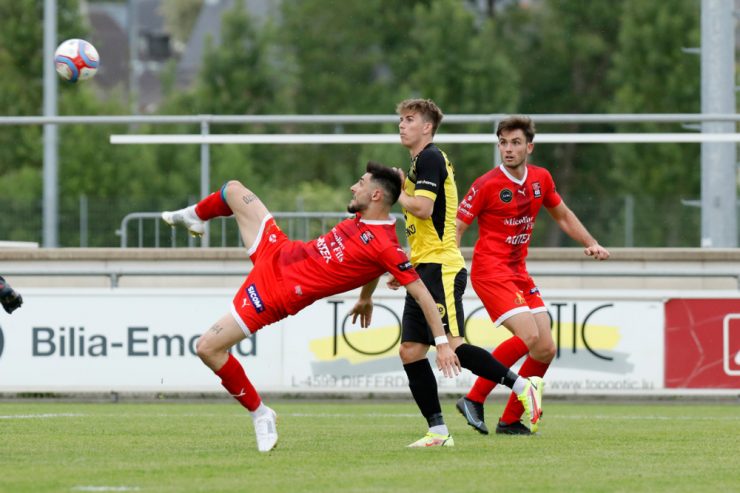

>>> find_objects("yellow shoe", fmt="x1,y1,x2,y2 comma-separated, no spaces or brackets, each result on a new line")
407,432,454,448
517,377,544,433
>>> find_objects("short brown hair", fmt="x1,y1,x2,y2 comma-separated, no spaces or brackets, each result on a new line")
497,115,535,143
395,98,444,135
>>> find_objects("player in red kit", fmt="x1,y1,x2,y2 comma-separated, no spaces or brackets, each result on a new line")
456,115,610,435
161,162,462,453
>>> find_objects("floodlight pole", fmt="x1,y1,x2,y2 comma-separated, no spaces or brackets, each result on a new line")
200,120,210,247
43,0,59,247
700,0,737,247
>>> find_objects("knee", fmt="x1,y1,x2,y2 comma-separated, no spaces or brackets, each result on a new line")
532,338,556,363
222,180,244,199
519,331,540,350
399,342,426,364
195,335,219,364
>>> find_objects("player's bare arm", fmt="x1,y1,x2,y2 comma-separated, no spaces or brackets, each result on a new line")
350,278,380,328
547,202,610,260
394,167,435,219
386,275,401,290
455,218,470,247
399,193,434,220
404,279,462,378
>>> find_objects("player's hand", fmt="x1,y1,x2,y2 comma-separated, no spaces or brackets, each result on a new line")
435,343,461,378
386,275,401,291
0,276,22,314
584,243,610,261
350,298,374,328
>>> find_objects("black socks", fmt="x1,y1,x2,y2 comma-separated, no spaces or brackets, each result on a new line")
403,359,444,427
455,343,519,390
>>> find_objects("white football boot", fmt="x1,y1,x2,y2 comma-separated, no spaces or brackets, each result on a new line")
252,406,278,452
161,205,205,237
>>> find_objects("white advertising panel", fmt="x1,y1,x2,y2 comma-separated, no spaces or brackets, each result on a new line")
0,288,664,395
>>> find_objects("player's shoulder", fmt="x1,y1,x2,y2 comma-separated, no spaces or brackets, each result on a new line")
472,166,503,188
417,143,445,165
359,220,400,247
526,163,554,179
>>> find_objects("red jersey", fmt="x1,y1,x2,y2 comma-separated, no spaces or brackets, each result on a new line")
457,164,561,280
278,214,419,314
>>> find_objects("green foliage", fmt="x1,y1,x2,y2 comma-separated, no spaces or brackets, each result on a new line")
491,1,625,246
0,0,716,246
160,0,203,46
607,0,701,246
0,0,87,183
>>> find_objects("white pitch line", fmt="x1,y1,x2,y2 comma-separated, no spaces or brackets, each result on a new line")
285,413,740,421
556,415,740,421
0,413,85,420
285,412,420,418
3,412,734,422
71,487,141,492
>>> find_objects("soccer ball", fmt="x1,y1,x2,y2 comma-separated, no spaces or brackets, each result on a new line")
54,39,99,83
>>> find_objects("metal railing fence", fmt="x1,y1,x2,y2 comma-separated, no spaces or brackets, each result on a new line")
1,113,738,247
118,211,407,248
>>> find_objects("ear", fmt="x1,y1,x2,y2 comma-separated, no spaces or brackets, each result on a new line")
423,120,434,135
526,142,534,155
371,187,384,202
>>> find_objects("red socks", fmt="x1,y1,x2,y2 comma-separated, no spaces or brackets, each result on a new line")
500,356,550,424
194,186,233,220
215,353,261,411
466,336,529,403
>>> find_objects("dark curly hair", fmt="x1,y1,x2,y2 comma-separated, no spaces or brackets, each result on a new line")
366,161,402,205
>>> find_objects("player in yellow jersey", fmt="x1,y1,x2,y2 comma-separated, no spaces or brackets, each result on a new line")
388,99,543,447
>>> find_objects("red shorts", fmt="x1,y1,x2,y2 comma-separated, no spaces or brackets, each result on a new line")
470,275,546,326
231,216,291,334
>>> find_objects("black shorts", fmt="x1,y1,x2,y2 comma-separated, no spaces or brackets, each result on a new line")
401,263,467,345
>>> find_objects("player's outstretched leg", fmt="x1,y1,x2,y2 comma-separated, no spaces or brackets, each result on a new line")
197,313,277,452
456,396,488,435
516,376,544,433
162,184,235,237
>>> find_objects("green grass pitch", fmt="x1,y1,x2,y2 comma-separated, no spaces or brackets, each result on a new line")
1,399,737,492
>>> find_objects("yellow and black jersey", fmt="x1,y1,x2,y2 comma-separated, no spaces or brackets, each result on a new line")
403,143,465,268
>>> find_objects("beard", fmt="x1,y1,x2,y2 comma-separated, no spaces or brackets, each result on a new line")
347,202,364,214
347,197,368,214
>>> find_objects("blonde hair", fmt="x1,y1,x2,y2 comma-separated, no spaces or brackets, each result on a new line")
395,98,444,135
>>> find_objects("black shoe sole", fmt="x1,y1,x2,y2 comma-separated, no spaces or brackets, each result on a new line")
455,399,489,435
495,423,532,435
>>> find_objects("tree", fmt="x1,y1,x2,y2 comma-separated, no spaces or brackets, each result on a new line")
160,0,203,49
492,0,624,246
607,0,701,246
393,0,520,194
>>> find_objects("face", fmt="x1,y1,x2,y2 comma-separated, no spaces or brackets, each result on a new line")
348,172,379,213
398,110,432,150
498,128,534,170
